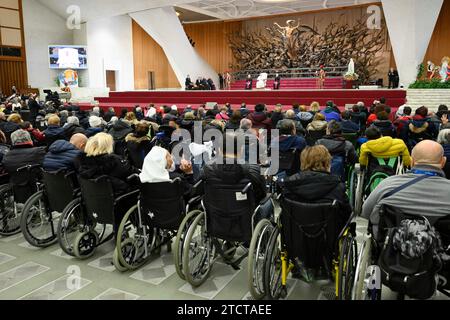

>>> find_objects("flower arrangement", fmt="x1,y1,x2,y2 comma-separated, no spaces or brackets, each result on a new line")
344,71,359,81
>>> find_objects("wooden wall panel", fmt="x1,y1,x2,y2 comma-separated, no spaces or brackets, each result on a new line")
183,21,242,73
424,0,450,65
132,21,180,89
0,60,27,95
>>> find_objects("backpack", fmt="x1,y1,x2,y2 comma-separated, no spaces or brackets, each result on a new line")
366,157,398,193
378,218,443,299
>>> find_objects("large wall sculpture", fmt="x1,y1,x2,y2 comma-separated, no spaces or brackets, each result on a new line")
228,16,387,83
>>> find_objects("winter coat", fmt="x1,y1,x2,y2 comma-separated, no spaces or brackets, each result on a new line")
349,111,366,129
372,120,396,137
443,144,450,179
283,171,351,223
43,140,82,172
321,107,341,122
247,112,272,130
63,123,85,140
317,135,357,164
125,133,153,169
270,111,284,128
2,145,46,185
273,135,307,153
44,125,65,147
201,162,267,203
108,119,133,141
341,120,360,134
85,127,103,138
307,120,327,132
78,153,138,195
359,136,411,167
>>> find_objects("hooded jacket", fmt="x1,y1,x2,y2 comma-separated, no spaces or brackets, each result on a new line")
247,112,272,130
140,146,171,183
359,136,411,167
125,133,152,169
43,140,82,172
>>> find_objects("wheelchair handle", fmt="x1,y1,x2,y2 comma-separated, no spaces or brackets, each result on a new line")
241,182,252,194
193,179,203,189
127,173,140,182
17,164,42,172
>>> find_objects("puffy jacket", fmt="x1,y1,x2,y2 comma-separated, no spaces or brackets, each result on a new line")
341,120,360,134
108,119,133,141
359,136,411,167
44,125,65,147
2,145,46,185
274,135,307,153
307,120,327,132
43,140,82,172
78,153,138,195
247,112,272,130
321,107,341,122
372,120,396,137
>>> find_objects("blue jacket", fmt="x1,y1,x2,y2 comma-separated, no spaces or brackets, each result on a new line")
44,125,65,138
43,140,82,172
85,127,103,137
321,107,341,122
341,120,360,133
274,135,307,152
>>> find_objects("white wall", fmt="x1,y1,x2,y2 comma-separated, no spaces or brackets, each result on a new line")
382,0,444,87
86,15,135,91
73,23,89,87
22,0,73,88
130,7,218,90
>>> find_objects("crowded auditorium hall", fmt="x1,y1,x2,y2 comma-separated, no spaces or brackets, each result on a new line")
0,0,450,308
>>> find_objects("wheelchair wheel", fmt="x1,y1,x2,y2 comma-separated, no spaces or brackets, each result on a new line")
352,235,378,300
57,198,86,256
348,169,357,211
112,247,128,272
174,209,203,280
20,191,58,247
182,212,215,287
354,172,364,216
264,227,284,300
0,184,21,236
73,229,99,260
116,204,154,270
337,234,358,300
248,219,275,300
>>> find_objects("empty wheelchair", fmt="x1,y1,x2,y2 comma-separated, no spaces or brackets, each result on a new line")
353,205,450,300
114,177,202,272
0,164,42,236
254,197,357,300
57,175,138,259
351,155,404,215
20,169,79,247
180,179,274,288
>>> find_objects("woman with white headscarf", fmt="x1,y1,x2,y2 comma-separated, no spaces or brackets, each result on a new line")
140,146,195,196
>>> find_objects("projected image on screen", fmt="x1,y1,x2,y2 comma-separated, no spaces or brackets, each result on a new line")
49,45,88,69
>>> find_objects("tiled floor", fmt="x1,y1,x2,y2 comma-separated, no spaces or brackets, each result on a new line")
0,216,447,300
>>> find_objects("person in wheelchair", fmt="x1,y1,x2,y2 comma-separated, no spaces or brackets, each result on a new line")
362,140,450,239
317,121,357,181
140,146,196,199
201,131,267,204
359,127,411,174
2,129,45,174
78,132,139,196
43,133,87,172
282,145,352,281
271,119,307,178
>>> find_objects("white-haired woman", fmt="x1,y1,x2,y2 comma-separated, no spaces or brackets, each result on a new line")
78,132,138,195
140,146,195,197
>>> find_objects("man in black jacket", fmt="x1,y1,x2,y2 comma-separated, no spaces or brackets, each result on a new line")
201,132,267,203
43,133,87,172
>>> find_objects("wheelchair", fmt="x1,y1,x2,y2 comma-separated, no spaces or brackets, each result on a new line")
265,148,301,199
351,155,404,216
20,169,79,247
56,175,139,260
0,164,42,236
179,179,274,289
114,177,202,273
352,205,450,300
252,196,357,300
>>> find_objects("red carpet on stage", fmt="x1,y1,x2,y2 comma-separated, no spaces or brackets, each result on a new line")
230,77,343,90
82,89,407,113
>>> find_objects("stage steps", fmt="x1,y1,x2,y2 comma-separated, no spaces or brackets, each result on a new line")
229,77,343,90
406,89,450,112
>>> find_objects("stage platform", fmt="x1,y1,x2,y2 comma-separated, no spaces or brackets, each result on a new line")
79,89,407,113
